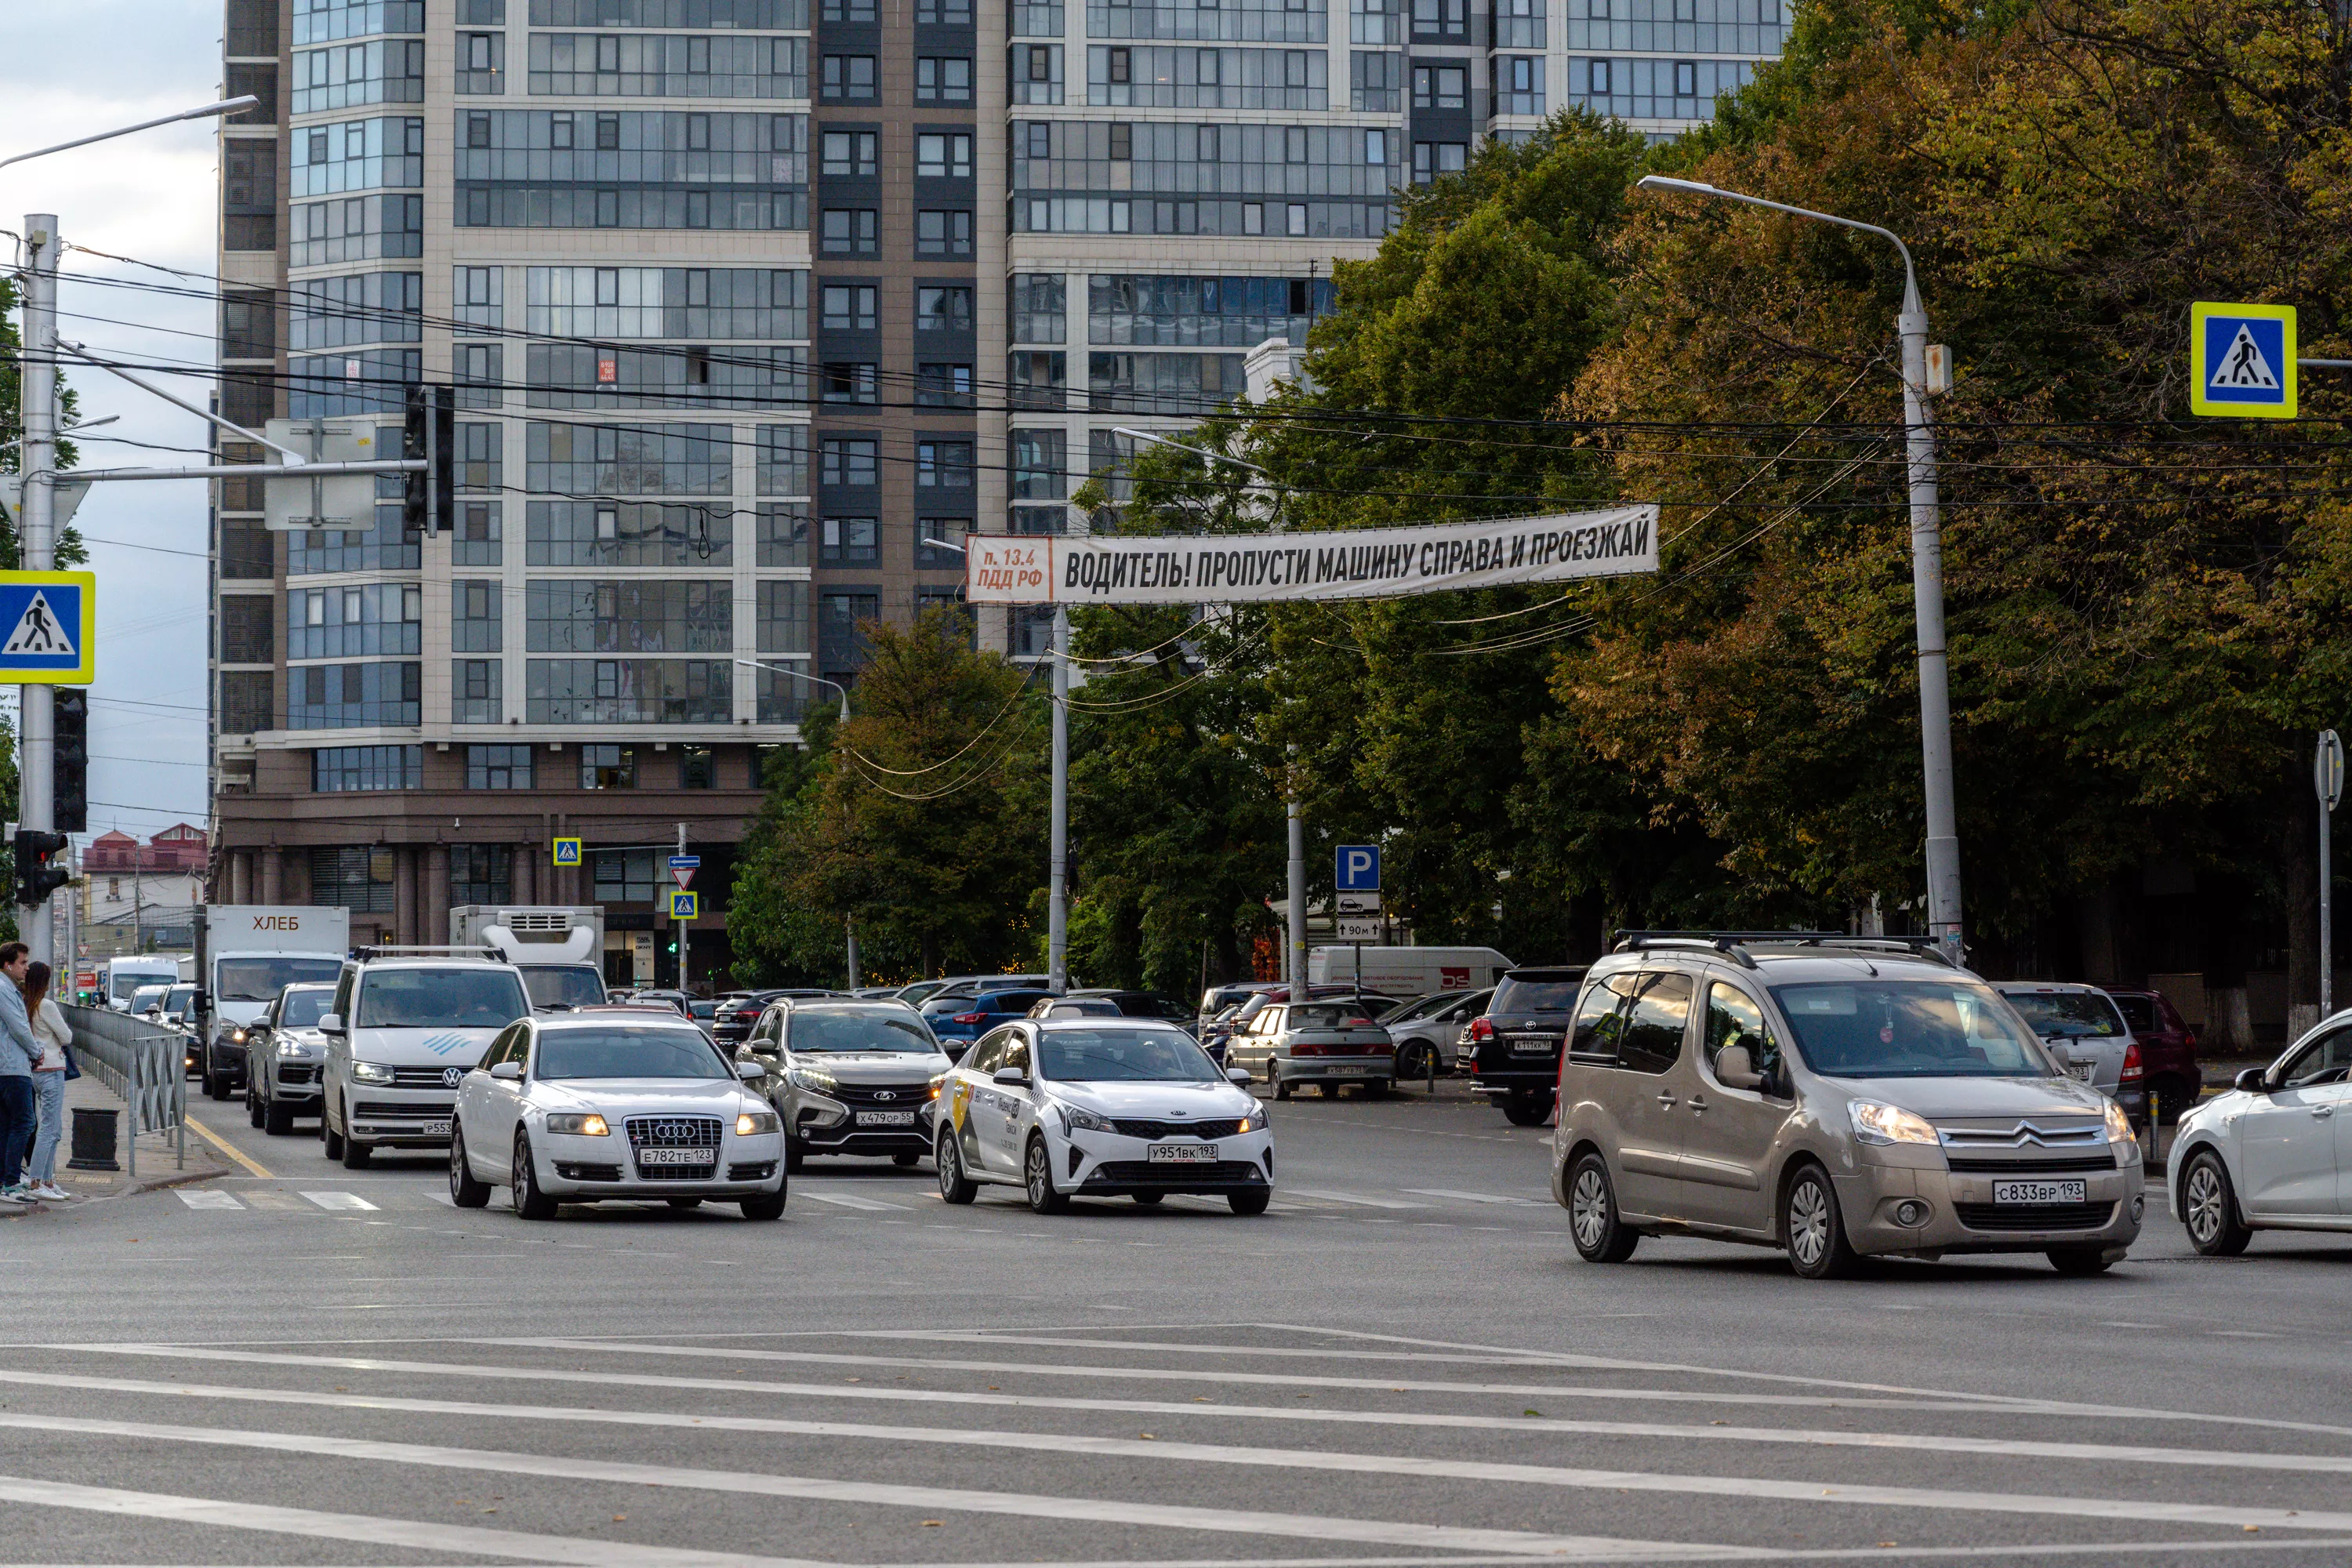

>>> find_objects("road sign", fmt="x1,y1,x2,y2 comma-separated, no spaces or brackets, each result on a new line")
668,890,699,921
551,837,582,867
669,853,701,889
0,572,94,683
1337,918,1383,941
2321,731,2344,812
0,475,90,530
2190,303,2297,418
1336,891,1381,915
1335,844,1381,891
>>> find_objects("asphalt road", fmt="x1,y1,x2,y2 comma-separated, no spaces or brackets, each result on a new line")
9,1080,2352,1566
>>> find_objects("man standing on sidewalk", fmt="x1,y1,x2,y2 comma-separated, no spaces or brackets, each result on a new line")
0,942,36,1203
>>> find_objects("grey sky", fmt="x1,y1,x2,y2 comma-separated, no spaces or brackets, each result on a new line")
4,1,227,843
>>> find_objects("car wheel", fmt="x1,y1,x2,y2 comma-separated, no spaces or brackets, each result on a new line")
667,1197,704,1210
1395,1041,1430,1080
892,1151,920,1167
740,1190,786,1221
1502,1092,1552,1127
1567,1151,1639,1263
246,1089,264,1129
321,1098,344,1160
204,1069,225,1101
1229,1188,1271,1216
340,1131,371,1169
2181,1149,2252,1256
1783,1163,1860,1279
512,1130,558,1221
2047,1246,2117,1276
1273,1070,1293,1101
1132,1192,1165,1206
1024,1134,1069,1214
935,1126,978,1205
263,1099,295,1137
448,1123,492,1209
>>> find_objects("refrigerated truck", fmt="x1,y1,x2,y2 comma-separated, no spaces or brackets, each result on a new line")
449,906,608,1011
195,906,353,1098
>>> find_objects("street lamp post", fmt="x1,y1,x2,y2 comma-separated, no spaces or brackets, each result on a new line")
732,657,851,725
1636,176,1963,962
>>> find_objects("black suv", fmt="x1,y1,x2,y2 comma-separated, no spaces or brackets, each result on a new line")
1458,966,1589,1125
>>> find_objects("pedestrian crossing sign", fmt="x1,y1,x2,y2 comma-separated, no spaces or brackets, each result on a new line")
2190,302,2297,418
668,890,699,920
551,837,582,867
0,571,94,682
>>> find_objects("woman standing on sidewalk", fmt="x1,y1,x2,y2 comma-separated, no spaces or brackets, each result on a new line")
24,962,73,1203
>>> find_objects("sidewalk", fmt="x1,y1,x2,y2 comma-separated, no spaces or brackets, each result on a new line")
9,1069,233,1210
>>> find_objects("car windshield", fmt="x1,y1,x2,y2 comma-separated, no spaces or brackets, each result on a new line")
132,986,166,1010
2005,990,2126,1040
521,965,608,1010
1288,1004,1375,1030
165,986,196,1014
787,1010,941,1054
279,990,333,1029
356,968,529,1029
2112,995,2158,1033
1492,978,1580,1013
1038,1028,1221,1082
216,957,344,1002
1771,981,2050,1078
535,1026,728,1080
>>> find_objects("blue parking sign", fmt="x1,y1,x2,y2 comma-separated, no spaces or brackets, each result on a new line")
1335,844,1381,891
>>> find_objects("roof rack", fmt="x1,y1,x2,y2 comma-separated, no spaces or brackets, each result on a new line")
1610,931,1958,970
354,943,501,962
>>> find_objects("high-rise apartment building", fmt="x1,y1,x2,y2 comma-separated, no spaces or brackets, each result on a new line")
212,0,1780,983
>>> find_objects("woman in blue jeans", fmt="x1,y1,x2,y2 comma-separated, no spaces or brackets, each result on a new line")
23,962,72,1202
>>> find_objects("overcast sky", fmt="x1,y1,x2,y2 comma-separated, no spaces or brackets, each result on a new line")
4,1,223,844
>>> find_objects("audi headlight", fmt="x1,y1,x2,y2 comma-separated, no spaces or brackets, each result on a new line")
1240,1102,1269,1131
1058,1102,1115,1134
350,1061,394,1084
2103,1100,2136,1145
545,1113,610,1137
736,1110,779,1135
787,1068,839,1094
1848,1101,1938,1146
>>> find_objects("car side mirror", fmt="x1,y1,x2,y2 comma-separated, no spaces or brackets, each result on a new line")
2236,1066,2270,1094
1227,1068,1253,1086
736,1060,768,1080
992,1065,1029,1087
319,1014,345,1036
1715,1043,1763,1091
488,1061,522,1081
2047,1043,2074,1072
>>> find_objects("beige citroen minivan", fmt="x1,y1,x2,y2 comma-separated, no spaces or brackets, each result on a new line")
1550,933,2144,1278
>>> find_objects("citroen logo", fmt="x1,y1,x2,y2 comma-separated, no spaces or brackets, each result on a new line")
873,1091,896,1102
442,1066,464,1088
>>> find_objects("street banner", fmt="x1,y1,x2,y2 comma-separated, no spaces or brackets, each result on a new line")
963,505,1660,605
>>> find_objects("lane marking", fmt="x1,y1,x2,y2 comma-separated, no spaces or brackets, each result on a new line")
1401,1188,1544,1206
0,1475,826,1566
300,1191,379,1212
182,1116,272,1178
1283,1189,1432,1209
174,1190,244,1210
0,1410,1758,1561
803,1192,913,1211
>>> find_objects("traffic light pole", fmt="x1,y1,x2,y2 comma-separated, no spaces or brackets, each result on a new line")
20,216,60,967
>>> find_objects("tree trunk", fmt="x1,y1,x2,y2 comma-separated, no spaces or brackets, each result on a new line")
2288,757,2320,1041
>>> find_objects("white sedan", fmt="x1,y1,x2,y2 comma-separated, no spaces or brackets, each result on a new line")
2172,1011,2352,1254
449,1010,786,1220
935,1018,1272,1214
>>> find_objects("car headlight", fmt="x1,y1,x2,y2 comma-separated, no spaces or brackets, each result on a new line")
929,1074,946,1101
737,1110,779,1135
230,1029,248,1044
544,1113,610,1136
787,1068,839,1094
275,1040,310,1058
1849,1101,1939,1145
350,1061,394,1084
2103,1100,2136,1145
1240,1102,1269,1131
1058,1102,1115,1134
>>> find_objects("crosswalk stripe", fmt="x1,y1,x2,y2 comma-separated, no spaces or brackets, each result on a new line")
174,1190,243,1210
0,1410,1759,1560
299,1191,379,1211
801,1191,911,1210
0,1474,828,1566
1401,1187,1544,1205
1283,1189,1431,1208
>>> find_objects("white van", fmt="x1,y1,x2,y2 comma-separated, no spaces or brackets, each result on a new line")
1306,946,1515,999
101,956,181,1011
320,951,533,1167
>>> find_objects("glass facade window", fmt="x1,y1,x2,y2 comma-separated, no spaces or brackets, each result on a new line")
916,132,974,178
525,342,807,409
917,285,974,332
581,743,638,787
1087,45,1325,108
293,116,425,195
1011,429,1065,499
916,362,975,406
1008,350,1065,408
681,745,717,788
822,361,879,404
1412,140,1467,182
223,670,275,735
455,264,504,329
455,500,504,566
916,440,975,488
292,38,427,113
1088,274,1333,346
820,437,878,488
822,207,879,253
820,130,877,176
528,33,808,97
823,283,877,330
1350,49,1403,109
289,271,423,350
593,846,664,902
309,847,397,913
920,0,975,18
466,742,534,789
222,293,277,361
527,421,733,495
452,844,514,906
289,347,422,418
528,499,735,565
294,0,425,44
313,744,422,792
819,593,879,674
1560,0,1784,53
1494,0,1545,45
1091,0,1325,38
459,29,507,93
454,579,503,652
525,580,732,653
288,661,422,728
1494,53,1544,113
821,53,877,99
915,57,973,102
821,517,879,564
531,0,808,24
1088,350,1246,413
222,596,277,664
916,516,969,568
758,580,813,652
290,193,424,267
456,110,809,230
289,508,420,575
1413,62,1466,105
916,208,973,255
758,423,811,495
525,266,807,339
528,659,734,723
289,582,423,659
1012,42,1065,104
1011,0,1063,29
1411,0,1468,32
455,657,505,722
1565,54,1755,114
223,141,278,252
1011,274,1065,343
757,505,811,564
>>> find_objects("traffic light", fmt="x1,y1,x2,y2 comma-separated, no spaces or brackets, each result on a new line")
401,383,455,533
13,828,68,908
52,688,86,835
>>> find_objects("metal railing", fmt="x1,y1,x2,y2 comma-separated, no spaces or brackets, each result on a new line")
63,1004,186,1178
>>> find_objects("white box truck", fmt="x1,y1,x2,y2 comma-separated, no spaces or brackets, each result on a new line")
196,906,353,1099
100,955,182,1011
1307,945,1515,999
450,905,608,1011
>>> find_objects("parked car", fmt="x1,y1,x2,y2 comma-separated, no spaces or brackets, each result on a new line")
1992,982,2149,1145
1461,967,1590,1124
2172,1008,2352,1255
2107,987,2202,1123
1069,989,1197,1030
1556,932,2143,1278
924,989,1057,1051
1225,998,1396,1099
629,989,693,1017
713,988,841,1047
1205,985,1400,1065
243,982,337,1135
1030,996,1121,1018
1381,989,1490,1080
735,997,951,1171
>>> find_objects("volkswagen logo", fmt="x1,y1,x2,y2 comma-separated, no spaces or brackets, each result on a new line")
655,1121,695,1142
441,1066,463,1088
873,1091,896,1102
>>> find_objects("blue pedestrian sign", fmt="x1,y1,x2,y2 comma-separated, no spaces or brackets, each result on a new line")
1335,844,1381,891
2190,302,2296,419
668,890,699,920
550,837,582,867
0,571,94,683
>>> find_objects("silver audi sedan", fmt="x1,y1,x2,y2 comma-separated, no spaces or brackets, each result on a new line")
449,1010,786,1220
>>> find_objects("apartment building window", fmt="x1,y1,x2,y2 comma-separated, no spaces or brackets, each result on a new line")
916,132,973,178
593,848,661,906
310,848,397,913
525,580,731,655
454,264,502,329
1351,0,1405,42
820,593,880,676
1286,202,1308,235
1012,274,1065,343
916,363,976,406
582,744,637,789
452,580,502,653
1366,128,1390,164
822,54,877,100
458,31,505,92
821,130,877,176
681,746,717,789
820,437,880,489
822,362,880,403
1495,0,1546,45
1412,0,1468,32
1014,42,1064,103
288,662,422,729
757,425,810,495
456,501,503,566
312,745,421,793
916,209,973,256
532,662,731,724
289,271,422,350
822,284,878,331
454,342,503,409
1497,54,1544,112
1009,350,1066,408
920,0,975,18
454,658,503,723
1011,429,1065,499
916,517,970,568
822,517,880,564
222,596,275,664
1675,58,1697,96
757,506,811,566
463,743,530,790
918,441,975,488
917,285,974,332
1413,141,1468,182
822,208,879,254
222,671,274,735
1011,0,1062,29
451,844,513,906
1351,50,1403,110
527,421,732,495
757,580,813,653
1414,63,1467,106
916,57,973,102
288,583,423,659
823,0,878,16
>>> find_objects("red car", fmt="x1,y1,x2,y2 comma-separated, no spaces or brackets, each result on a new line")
2106,988,2202,1123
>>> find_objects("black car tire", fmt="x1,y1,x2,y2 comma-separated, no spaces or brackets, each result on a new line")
740,1191,786,1220
1132,1191,1164,1206
1566,1151,1639,1263
1395,1041,1431,1080
1229,1188,1271,1216
668,1197,704,1210
2047,1246,2116,1276
448,1123,492,1208
1502,1092,1552,1127
936,1126,978,1204
340,1131,371,1169
2181,1149,2253,1256
247,1089,265,1129
1024,1134,1069,1214
204,1067,227,1101
1782,1163,1860,1279
321,1103,345,1160
1272,1070,1293,1101
264,1098,296,1137
512,1130,558,1220
892,1151,920,1167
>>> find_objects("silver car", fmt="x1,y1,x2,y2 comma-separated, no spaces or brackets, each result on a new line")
2171,1009,2352,1255
735,998,951,1171
243,982,336,1135
1381,989,1490,1080
450,1011,786,1220
1225,998,1396,1100
1554,935,2143,1279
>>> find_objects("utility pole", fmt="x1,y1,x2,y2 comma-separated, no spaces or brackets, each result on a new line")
2321,731,2343,1018
1287,790,1305,987
1047,604,1069,993
18,216,58,969
675,821,688,996
845,916,860,990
